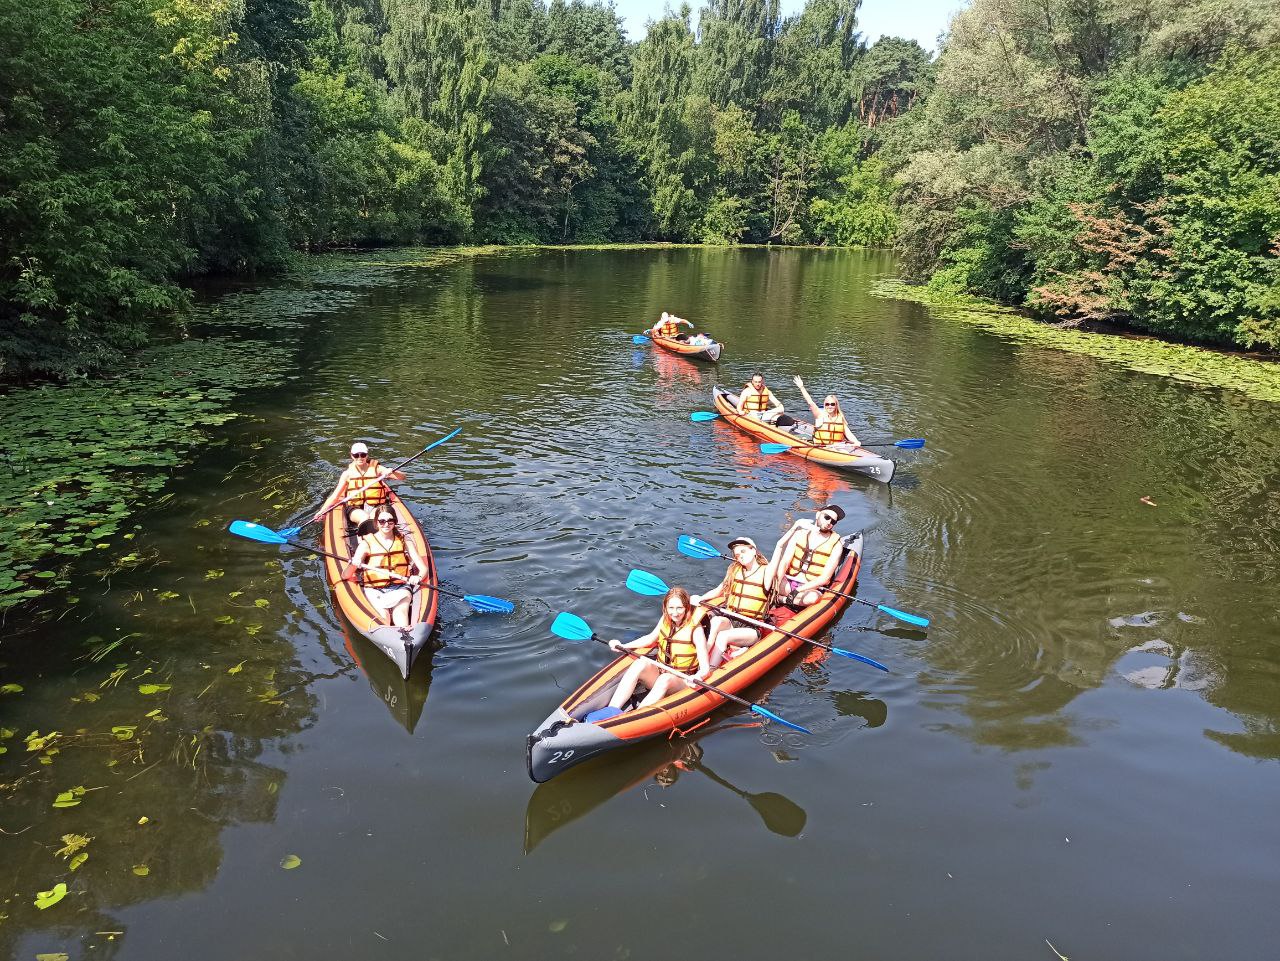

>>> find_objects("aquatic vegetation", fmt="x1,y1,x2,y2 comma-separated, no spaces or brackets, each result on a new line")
874,280,1280,403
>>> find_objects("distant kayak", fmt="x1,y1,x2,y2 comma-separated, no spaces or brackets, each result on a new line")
651,332,723,363
320,488,439,678
526,532,864,782
711,386,895,483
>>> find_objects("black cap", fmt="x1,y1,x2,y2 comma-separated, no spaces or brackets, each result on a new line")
818,504,845,522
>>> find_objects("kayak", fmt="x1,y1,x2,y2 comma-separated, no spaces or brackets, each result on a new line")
652,332,723,363
321,488,439,678
526,532,864,782
711,385,895,484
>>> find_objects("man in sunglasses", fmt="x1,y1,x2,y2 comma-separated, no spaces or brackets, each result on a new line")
312,442,407,530
792,376,860,447
764,504,846,611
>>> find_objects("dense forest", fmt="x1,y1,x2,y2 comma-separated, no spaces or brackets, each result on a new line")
2,0,1277,380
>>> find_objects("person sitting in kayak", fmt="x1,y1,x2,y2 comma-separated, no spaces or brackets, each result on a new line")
314,442,408,530
736,373,785,423
693,536,772,666
792,376,860,447
343,509,426,628
606,587,711,711
765,505,845,610
648,311,692,340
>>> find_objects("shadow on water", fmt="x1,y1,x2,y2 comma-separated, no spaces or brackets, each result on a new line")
523,719,808,854
341,621,439,733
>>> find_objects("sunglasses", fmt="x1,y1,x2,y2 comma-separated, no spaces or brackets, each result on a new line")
352,452,369,459
818,513,838,523
823,402,838,408
377,517,396,524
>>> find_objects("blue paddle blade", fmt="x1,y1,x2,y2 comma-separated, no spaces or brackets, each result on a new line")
750,704,811,734
829,646,891,672
464,594,515,614
895,438,926,449
626,569,669,596
689,411,720,422
759,442,793,455
228,520,290,544
878,604,929,627
277,526,303,538
677,535,724,560
550,611,594,642
632,334,651,345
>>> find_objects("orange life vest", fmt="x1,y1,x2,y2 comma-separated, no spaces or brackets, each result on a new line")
654,317,681,338
742,385,774,413
343,459,387,508
813,412,847,446
724,564,770,618
360,532,411,588
785,530,841,581
653,615,701,672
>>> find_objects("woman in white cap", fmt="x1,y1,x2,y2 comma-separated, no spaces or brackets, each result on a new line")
765,504,846,609
313,442,407,530
693,535,773,666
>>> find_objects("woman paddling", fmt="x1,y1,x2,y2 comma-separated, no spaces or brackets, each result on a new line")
793,376,860,447
342,509,427,628
314,441,408,529
606,587,711,711
693,536,772,666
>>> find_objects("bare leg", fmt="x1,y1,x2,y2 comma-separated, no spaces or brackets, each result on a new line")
638,673,690,707
609,660,659,710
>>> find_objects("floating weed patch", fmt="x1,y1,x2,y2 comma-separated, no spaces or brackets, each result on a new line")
0,338,289,611
874,280,1280,403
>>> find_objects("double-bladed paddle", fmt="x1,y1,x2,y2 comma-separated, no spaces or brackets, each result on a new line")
279,427,463,537
548,612,811,734
632,334,652,345
228,520,514,613
675,535,930,628
625,569,890,671
758,438,925,454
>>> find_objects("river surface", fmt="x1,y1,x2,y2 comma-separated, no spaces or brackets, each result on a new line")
3,247,1279,960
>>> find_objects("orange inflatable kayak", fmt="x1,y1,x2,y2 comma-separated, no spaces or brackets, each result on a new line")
712,386,895,483
526,533,864,782
651,332,723,363
321,488,439,678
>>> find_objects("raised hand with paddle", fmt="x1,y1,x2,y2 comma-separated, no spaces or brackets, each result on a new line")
228,520,513,614
549,611,812,734
283,427,462,537
677,534,929,628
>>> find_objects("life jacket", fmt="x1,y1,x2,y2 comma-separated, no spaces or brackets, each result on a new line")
654,317,681,338
813,412,847,446
360,532,410,588
654,615,701,672
742,384,774,413
343,459,387,508
724,564,770,618
785,530,841,581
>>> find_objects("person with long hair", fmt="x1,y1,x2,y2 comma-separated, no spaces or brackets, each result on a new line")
693,536,772,665
342,508,427,628
606,587,710,711
793,376,861,447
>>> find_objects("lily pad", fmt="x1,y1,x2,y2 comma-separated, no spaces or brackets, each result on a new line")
1,683,23,694
138,683,171,695
132,864,150,876
280,854,302,870
34,883,68,910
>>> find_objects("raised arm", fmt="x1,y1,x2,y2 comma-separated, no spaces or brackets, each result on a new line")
793,376,821,420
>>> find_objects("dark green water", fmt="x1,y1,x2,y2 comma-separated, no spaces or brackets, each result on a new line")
3,248,1279,960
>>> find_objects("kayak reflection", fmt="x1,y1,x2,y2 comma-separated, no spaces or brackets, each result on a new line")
342,618,438,733
523,722,807,853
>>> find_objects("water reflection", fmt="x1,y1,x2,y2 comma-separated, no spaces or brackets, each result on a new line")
341,621,438,733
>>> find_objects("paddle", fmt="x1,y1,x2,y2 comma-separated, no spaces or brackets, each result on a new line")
228,520,514,613
675,535,929,628
281,427,463,537
548,612,811,734
759,437,925,454
690,411,721,422
693,761,807,837
626,568,890,671
632,334,652,345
